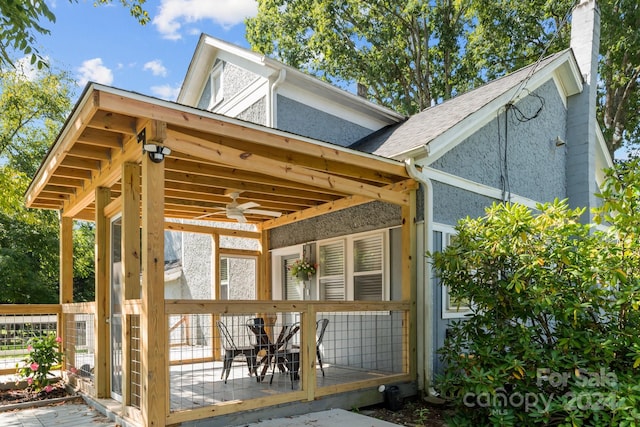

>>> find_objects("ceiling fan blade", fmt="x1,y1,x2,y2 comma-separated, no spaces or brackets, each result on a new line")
236,201,260,210
244,209,282,218
227,212,247,223
195,210,225,220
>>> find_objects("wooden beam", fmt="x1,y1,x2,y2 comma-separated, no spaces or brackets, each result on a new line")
164,222,260,239
163,130,409,206
172,126,400,185
59,216,74,304
262,180,417,229
60,156,102,171
164,169,337,202
68,143,112,161
77,127,124,149
62,124,143,218
54,166,93,180
87,110,137,135
95,90,409,179
26,90,100,208
48,176,85,188
122,163,141,300
59,215,74,374
164,157,346,197
94,187,110,398
140,124,167,427
121,162,140,411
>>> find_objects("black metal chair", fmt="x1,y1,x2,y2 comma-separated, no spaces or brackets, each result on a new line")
269,322,300,388
216,320,256,384
315,318,329,376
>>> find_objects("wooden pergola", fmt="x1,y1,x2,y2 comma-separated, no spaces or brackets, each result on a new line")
24,83,418,426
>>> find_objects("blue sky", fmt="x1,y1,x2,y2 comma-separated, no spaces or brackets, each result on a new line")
36,0,257,102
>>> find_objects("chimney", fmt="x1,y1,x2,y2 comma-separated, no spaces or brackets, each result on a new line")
566,0,600,222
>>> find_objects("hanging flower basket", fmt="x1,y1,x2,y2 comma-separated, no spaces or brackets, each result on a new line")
289,259,317,281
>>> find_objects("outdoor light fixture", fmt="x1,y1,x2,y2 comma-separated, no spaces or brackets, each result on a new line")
143,143,171,163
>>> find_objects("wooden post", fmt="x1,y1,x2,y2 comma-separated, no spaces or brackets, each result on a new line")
258,226,271,301
212,234,220,361
302,304,317,402
141,122,167,427
121,162,141,410
401,189,417,379
94,187,111,398
59,215,74,372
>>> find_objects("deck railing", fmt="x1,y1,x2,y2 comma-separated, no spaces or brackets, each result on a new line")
0,300,411,426
164,300,411,425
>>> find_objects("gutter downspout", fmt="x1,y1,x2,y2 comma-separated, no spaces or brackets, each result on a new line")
405,158,441,402
267,69,286,128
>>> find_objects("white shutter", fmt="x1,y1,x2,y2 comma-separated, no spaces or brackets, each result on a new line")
284,257,303,300
319,241,345,300
353,234,383,300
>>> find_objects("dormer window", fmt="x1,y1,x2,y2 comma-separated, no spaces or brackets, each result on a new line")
197,62,224,111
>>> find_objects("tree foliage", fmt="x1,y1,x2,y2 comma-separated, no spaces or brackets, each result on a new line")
246,0,639,157
432,181,640,425
0,66,95,303
0,0,149,70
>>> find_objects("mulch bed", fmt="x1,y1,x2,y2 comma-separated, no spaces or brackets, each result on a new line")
361,396,451,426
0,380,76,407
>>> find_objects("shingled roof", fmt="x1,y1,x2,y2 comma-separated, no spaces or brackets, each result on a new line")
350,49,577,159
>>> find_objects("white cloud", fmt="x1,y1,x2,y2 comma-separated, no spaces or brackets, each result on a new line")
77,58,113,86
14,56,42,81
143,60,168,77
152,0,258,40
150,84,181,101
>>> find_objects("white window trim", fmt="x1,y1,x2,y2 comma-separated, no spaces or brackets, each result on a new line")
270,245,304,300
207,62,224,110
434,223,472,319
316,229,390,301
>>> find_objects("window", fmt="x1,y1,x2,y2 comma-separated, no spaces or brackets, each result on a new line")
318,230,388,301
197,62,224,110
434,225,471,318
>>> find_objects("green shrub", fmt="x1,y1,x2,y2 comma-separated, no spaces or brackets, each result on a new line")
432,179,640,426
16,332,63,392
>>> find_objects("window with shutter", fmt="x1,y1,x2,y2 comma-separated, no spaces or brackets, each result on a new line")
316,230,388,301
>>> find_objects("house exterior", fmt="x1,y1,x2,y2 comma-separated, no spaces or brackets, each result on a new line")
18,0,611,426
172,0,611,398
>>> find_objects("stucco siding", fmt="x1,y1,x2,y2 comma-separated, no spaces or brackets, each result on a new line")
269,201,401,249
430,80,567,203
432,182,497,226
237,97,266,126
223,62,260,101
276,95,373,146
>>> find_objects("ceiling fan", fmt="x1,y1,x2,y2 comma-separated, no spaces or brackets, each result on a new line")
197,191,282,223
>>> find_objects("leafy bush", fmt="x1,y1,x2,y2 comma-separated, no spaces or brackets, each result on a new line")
16,332,63,392
432,160,640,426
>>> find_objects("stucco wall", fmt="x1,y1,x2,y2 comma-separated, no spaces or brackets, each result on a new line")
432,182,497,226
223,62,260,101
276,95,373,146
269,201,401,249
237,97,266,126
430,80,567,203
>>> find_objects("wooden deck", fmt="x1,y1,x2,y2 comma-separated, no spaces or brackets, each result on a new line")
169,359,389,412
